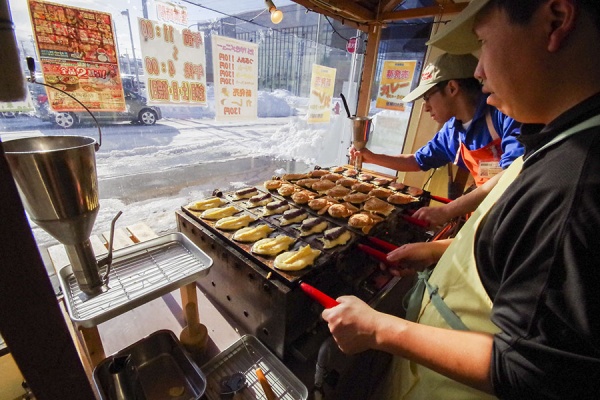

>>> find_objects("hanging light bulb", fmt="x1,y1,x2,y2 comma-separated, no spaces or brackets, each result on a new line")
265,0,283,24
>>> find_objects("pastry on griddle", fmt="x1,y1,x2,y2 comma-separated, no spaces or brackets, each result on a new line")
312,179,336,193
299,217,328,236
308,196,337,215
363,197,395,216
373,177,393,186
343,192,370,204
344,168,359,177
277,184,296,197
282,173,309,181
358,173,375,181
388,182,406,191
369,187,394,199
387,192,416,205
328,202,359,218
337,177,358,188
234,187,259,199
330,166,345,173
320,173,343,182
274,244,321,271
215,214,257,230
351,182,375,193
201,205,240,220
233,224,274,242
349,212,384,234
264,180,283,190
407,186,424,197
309,169,330,178
321,226,352,249
280,208,308,225
187,197,226,211
247,192,272,208
252,235,295,256
263,199,290,215
296,178,320,189
326,185,351,199
291,190,315,204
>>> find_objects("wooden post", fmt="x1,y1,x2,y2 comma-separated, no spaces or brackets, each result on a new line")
356,24,382,117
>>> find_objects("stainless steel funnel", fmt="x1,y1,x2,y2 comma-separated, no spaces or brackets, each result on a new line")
350,116,371,170
3,136,105,297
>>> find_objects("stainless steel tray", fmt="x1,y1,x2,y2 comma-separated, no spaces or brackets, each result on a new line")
202,335,308,400
58,232,213,328
93,329,206,400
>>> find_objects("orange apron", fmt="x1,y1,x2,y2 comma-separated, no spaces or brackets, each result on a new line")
457,111,503,187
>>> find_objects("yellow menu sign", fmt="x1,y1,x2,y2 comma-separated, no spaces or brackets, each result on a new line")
308,64,336,124
376,60,417,111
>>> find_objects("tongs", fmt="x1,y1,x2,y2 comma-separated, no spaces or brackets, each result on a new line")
299,282,339,309
357,237,399,267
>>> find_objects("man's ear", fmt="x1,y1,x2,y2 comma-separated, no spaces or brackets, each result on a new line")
546,0,577,52
446,80,460,96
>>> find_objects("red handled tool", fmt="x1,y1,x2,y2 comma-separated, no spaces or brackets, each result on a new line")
401,214,430,228
430,194,452,204
367,236,398,252
299,282,339,309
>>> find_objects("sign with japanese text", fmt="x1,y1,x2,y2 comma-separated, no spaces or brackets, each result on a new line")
307,64,336,124
28,0,126,112
211,35,258,121
155,1,188,26
376,60,417,111
139,18,207,106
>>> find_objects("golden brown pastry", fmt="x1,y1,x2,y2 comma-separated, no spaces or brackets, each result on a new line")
252,235,296,256
348,212,384,234
343,192,370,204
363,197,395,216
264,180,283,190
232,224,274,242
368,187,394,199
187,197,226,211
327,202,359,218
321,226,352,249
274,245,321,271
215,214,256,230
312,179,336,192
344,168,359,177
387,193,416,205
299,217,328,236
329,166,345,173
200,205,240,220
291,190,315,204
320,173,343,182
337,177,358,188
277,184,296,197
351,182,375,193
388,182,406,191
407,186,424,197
326,185,351,199
373,177,393,186
296,178,320,188
234,187,259,199
263,199,290,215
282,173,309,181
309,169,330,178
280,208,308,226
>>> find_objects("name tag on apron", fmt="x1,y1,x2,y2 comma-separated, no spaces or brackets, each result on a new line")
478,160,502,179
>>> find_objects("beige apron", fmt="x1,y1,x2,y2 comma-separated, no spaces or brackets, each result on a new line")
377,112,600,400
379,156,524,400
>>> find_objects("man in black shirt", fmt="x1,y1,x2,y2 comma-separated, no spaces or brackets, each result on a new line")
322,1,600,399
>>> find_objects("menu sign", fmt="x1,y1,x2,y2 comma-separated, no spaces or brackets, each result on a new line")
307,64,336,124
138,18,207,106
28,0,126,112
155,0,188,26
211,35,258,121
376,60,416,111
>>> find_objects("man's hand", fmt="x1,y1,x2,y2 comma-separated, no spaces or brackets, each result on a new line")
348,145,374,164
384,241,452,275
412,206,453,227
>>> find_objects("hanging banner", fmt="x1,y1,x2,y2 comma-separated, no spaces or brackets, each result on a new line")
376,60,417,111
139,18,207,106
307,64,336,124
211,35,258,121
155,1,189,26
28,0,126,112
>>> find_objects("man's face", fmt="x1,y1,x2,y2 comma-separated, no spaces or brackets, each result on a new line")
422,83,455,124
473,4,550,124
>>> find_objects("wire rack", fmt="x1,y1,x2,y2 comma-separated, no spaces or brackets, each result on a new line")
202,335,308,400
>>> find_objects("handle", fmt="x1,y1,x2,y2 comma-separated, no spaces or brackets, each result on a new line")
430,194,452,204
300,282,339,309
367,237,398,252
255,368,277,400
100,210,123,285
340,93,352,118
357,244,396,267
401,214,430,228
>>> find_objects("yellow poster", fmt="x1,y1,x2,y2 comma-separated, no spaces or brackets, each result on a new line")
308,64,336,124
376,60,417,111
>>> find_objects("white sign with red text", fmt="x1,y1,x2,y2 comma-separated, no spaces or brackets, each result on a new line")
138,18,207,106
212,35,258,121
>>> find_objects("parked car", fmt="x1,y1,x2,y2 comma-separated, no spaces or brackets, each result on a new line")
34,85,162,129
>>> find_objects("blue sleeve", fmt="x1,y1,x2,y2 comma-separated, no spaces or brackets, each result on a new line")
494,111,525,169
414,121,461,171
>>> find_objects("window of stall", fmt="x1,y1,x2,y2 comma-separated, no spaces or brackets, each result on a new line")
0,0,431,283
